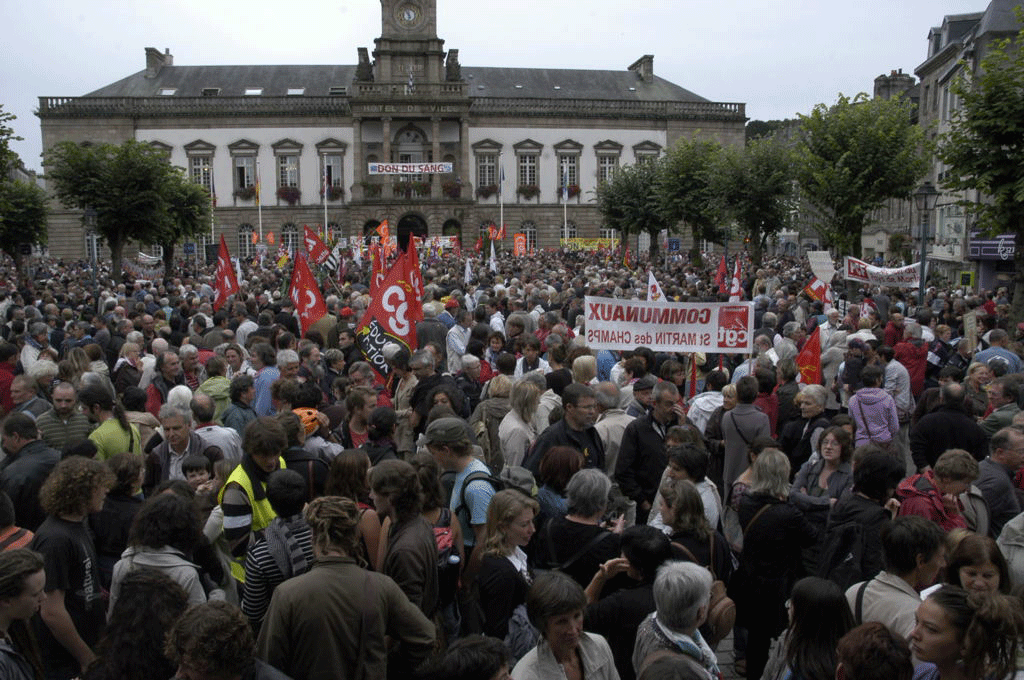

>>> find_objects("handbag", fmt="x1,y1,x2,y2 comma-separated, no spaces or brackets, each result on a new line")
855,399,897,455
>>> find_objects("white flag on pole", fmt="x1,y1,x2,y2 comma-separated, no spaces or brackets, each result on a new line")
647,271,666,302
489,241,497,273
464,258,472,285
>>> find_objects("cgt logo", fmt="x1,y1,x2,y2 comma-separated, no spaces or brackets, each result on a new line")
716,305,751,349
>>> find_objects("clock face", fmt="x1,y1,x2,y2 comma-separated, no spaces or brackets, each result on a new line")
396,3,420,28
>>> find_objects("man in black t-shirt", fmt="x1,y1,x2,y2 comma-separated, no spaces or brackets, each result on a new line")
30,457,113,680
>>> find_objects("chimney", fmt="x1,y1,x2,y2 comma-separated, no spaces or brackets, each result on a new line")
628,55,654,84
145,47,173,78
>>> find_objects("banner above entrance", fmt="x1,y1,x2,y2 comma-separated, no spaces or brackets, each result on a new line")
368,162,453,174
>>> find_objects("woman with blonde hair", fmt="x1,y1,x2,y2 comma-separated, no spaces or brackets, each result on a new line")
733,449,817,680
571,355,597,385
112,342,142,396
478,489,540,659
499,380,542,468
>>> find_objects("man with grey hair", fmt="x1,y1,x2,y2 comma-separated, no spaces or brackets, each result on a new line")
144,403,217,494
20,321,49,374
632,561,717,678
594,381,635,476
616,380,684,523
276,349,300,381
179,343,206,391
191,393,243,463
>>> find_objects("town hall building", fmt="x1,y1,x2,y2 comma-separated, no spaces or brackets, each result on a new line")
38,0,746,263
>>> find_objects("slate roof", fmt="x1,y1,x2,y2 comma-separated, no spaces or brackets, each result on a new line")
83,63,710,103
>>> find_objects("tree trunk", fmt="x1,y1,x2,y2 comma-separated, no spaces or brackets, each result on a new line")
647,229,659,261
109,238,124,288
163,242,175,279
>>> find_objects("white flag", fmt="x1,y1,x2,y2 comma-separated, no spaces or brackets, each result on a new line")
352,241,361,267
464,258,472,285
489,241,497,273
648,271,665,302
729,255,743,302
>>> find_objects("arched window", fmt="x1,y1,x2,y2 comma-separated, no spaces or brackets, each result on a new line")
281,223,299,252
561,220,578,241
238,224,254,258
521,221,537,251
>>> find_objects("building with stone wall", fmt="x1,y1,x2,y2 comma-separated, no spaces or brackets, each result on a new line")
38,0,746,264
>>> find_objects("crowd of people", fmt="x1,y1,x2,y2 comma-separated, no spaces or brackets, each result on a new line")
0,246,1023,680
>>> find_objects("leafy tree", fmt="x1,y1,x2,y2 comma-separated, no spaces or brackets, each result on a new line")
0,180,48,274
44,140,181,280
0,105,21,176
594,160,669,259
795,93,928,258
940,17,1024,324
657,137,725,263
746,119,797,143
154,168,211,276
712,135,795,267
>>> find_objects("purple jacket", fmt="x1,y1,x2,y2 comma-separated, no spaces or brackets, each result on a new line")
850,387,899,447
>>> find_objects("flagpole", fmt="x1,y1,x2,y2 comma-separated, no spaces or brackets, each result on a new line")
321,154,328,243
256,159,264,242
498,155,504,256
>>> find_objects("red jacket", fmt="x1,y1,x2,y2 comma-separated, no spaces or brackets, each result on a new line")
897,471,967,532
894,340,928,398
0,363,14,413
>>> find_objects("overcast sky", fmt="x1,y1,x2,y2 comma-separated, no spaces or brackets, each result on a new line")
5,0,986,172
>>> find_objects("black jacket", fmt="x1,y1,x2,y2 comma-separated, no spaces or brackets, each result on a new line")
525,418,605,474
614,413,680,508
823,492,890,582
910,404,988,471
0,440,61,531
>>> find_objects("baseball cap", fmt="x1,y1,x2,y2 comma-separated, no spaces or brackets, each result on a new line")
422,417,469,446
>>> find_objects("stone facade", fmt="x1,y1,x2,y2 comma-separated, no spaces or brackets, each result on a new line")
37,0,745,264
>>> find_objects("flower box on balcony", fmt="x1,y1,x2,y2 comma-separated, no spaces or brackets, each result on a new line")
517,184,540,200
276,186,301,205
233,186,257,200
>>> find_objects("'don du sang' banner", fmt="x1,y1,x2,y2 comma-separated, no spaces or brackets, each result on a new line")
584,297,755,354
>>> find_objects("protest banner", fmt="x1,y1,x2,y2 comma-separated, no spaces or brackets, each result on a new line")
807,250,836,283
559,238,618,251
843,256,921,288
584,296,754,354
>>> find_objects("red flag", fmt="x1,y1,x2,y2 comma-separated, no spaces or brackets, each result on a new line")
729,255,743,302
303,225,330,265
687,355,698,400
488,223,497,240
370,243,384,297
715,255,728,294
796,326,823,385
288,254,327,337
497,223,506,240
453,237,462,258
212,235,239,311
475,235,483,253
356,247,423,381
514,233,527,256
376,220,390,241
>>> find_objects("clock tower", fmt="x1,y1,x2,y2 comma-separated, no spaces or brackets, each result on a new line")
381,0,437,39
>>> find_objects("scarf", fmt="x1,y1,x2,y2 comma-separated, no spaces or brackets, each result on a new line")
653,615,722,680
264,514,310,579
240,455,272,501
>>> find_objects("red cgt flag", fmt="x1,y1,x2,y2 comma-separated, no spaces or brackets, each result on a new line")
213,235,239,311
796,326,823,385
288,254,328,337
715,255,728,294
303,225,330,265
356,246,423,381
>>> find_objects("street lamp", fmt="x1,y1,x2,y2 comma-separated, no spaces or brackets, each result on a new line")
913,181,940,307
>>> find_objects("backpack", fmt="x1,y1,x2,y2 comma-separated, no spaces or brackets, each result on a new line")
433,507,461,606
447,466,538,523
816,520,867,590
671,536,736,648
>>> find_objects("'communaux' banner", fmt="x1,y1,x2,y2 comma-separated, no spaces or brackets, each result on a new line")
584,297,754,353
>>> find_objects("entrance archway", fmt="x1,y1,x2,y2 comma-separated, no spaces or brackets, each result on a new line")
397,213,428,251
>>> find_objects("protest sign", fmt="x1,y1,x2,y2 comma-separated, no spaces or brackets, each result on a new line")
843,256,920,288
584,297,754,354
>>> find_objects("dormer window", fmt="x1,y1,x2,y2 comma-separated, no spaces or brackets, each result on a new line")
287,88,305,96
201,88,220,96
244,88,263,96
158,88,176,96
328,86,348,96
